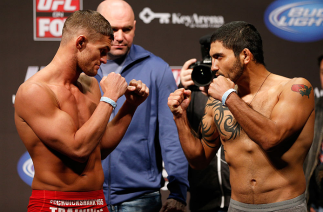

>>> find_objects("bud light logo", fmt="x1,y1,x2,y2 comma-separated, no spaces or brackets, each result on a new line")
17,151,34,186
264,0,323,42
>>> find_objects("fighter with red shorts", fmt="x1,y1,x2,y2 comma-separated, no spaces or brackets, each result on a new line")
14,10,149,212
28,190,108,212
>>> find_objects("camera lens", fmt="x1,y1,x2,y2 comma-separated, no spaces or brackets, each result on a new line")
191,64,213,87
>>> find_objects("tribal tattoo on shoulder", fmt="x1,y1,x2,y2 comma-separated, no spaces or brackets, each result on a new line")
200,114,218,148
291,84,312,98
201,98,241,147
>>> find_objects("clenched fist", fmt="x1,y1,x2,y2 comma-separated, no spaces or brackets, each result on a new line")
125,79,149,107
168,88,191,118
100,72,128,101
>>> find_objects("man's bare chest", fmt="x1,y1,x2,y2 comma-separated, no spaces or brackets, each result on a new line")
208,97,277,142
50,85,97,128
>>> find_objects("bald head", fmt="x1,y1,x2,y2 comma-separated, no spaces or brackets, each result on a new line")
97,0,135,22
97,0,136,60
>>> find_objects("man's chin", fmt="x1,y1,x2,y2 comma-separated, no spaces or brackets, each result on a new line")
84,72,96,77
83,68,98,77
110,47,129,55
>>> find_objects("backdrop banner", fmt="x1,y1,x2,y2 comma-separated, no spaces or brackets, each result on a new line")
1,0,323,211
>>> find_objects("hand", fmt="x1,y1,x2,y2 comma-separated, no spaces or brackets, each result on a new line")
180,58,197,89
310,207,316,212
124,79,149,107
100,72,128,101
168,88,191,118
159,199,186,212
207,75,235,101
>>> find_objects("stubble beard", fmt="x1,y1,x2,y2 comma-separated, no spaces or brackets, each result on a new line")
107,46,130,61
230,58,244,83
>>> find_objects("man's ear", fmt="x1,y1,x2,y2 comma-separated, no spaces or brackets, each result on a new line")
240,48,252,65
76,35,87,50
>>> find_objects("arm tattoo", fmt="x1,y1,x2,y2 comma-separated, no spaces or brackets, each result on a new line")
205,98,241,141
291,84,312,98
201,116,218,148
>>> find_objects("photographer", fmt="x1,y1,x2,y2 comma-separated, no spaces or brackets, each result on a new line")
178,34,231,212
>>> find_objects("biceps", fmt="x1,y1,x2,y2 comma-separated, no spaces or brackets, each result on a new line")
200,113,220,148
26,108,77,150
271,93,314,140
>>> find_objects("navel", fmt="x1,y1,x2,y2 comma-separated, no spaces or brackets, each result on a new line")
250,179,257,187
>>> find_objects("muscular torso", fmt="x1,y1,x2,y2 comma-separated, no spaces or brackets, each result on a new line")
203,76,314,203
15,72,104,191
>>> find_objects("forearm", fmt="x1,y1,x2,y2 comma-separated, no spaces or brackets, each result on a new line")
100,100,137,158
71,101,115,161
225,93,279,151
174,112,209,169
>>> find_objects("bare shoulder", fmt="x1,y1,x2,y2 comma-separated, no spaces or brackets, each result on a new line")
15,80,58,119
268,74,313,99
16,81,56,103
204,96,218,116
274,76,315,118
204,96,223,121
282,77,313,99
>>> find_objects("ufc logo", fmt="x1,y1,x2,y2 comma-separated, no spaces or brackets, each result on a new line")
37,0,76,11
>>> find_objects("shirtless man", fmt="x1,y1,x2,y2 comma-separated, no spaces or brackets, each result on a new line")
14,10,149,212
168,21,314,212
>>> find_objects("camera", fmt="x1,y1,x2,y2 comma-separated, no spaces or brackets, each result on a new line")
189,33,215,87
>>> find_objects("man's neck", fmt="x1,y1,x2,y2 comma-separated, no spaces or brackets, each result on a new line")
112,55,127,65
49,51,81,86
237,64,269,97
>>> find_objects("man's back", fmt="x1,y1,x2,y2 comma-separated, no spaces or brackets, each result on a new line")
204,74,314,203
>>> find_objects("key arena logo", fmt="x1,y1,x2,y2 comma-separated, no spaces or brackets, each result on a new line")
17,151,34,186
264,0,323,42
139,7,224,29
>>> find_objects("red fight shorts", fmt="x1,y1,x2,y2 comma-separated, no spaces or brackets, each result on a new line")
27,190,109,212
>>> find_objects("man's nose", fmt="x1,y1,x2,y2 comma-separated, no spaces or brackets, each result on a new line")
211,59,219,72
114,30,123,42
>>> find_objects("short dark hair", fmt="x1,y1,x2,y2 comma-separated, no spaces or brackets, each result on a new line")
318,54,323,67
210,21,265,66
62,10,114,42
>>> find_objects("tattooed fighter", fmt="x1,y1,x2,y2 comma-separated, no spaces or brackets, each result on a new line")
168,21,314,212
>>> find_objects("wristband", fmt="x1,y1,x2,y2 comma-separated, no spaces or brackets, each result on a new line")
222,89,237,106
100,97,117,109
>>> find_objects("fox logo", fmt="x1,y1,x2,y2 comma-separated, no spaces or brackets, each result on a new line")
34,0,82,41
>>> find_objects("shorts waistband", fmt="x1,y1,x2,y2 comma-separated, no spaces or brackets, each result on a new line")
230,193,306,212
31,189,105,200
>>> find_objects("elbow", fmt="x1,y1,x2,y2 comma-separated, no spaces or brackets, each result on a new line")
188,157,209,170
71,149,90,163
73,156,88,163
185,149,211,170
189,162,208,170
259,136,281,152
262,144,275,152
